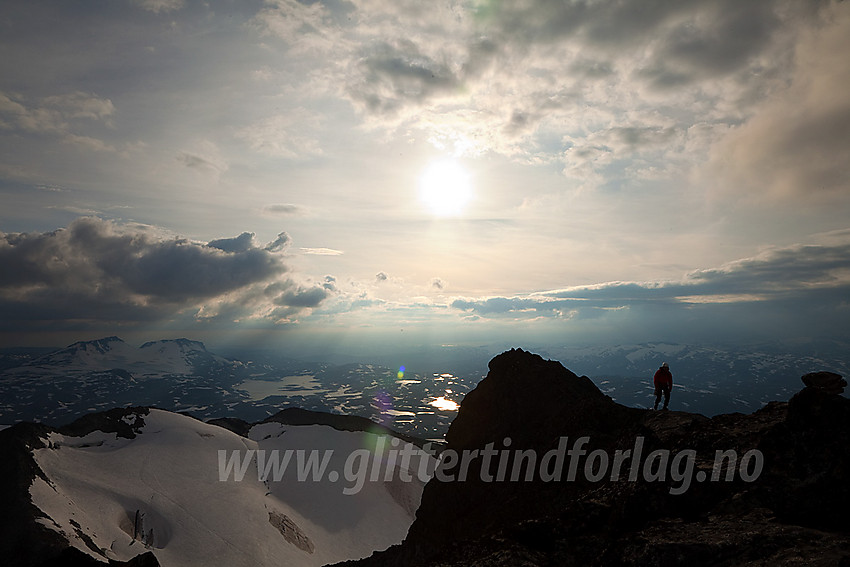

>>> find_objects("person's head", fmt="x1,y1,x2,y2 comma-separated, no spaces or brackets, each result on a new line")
661,362,669,369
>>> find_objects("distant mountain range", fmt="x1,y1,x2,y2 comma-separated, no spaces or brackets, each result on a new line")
1,337,847,438
29,336,218,376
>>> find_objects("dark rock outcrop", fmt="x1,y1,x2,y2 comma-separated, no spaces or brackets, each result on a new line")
0,422,67,567
802,371,847,394
340,349,850,567
205,416,253,437
0,410,159,567
406,348,643,546
58,407,149,440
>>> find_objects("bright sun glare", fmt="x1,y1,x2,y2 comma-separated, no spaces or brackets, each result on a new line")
419,159,472,217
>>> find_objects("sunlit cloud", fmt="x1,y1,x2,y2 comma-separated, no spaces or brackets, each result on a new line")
300,247,344,256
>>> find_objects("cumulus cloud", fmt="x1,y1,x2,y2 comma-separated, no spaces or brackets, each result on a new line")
208,232,256,253
265,232,292,253
322,275,337,291
0,218,330,330
275,285,329,309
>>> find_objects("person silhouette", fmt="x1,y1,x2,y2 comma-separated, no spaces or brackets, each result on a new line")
653,362,673,410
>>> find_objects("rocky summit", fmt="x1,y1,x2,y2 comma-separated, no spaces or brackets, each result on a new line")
340,348,850,566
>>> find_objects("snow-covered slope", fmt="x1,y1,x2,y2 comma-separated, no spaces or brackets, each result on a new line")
29,408,434,566
23,337,223,377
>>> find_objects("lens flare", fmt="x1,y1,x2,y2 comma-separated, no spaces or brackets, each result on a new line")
374,390,393,426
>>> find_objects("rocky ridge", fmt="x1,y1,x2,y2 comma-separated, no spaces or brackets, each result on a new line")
340,348,850,566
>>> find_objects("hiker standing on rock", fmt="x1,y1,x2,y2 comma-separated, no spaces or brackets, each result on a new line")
653,362,673,410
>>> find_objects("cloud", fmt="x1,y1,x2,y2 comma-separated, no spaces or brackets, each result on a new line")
706,2,850,200
132,0,185,14
275,285,329,309
248,0,837,195
263,204,305,216
0,91,114,134
236,109,324,159
322,275,337,291
346,39,464,116
255,0,344,54
210,0,846,192
177,151,227,175
450,238,850,324
0,218,330,330
207,232,256,253
300,247,344,256
0,90,123,157
265,232,292,253
633,1,784,89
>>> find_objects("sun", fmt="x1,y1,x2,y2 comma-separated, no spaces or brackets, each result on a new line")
418,159,473,217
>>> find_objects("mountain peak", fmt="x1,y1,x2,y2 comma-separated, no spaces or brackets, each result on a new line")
26,337,218,379
66,336,126,351
405,348,641,546
139,338,207,352
446,347,622,450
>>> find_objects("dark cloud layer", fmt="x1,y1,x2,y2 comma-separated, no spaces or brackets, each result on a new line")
451,241,850,335
348,40,463,115
0,218,328,330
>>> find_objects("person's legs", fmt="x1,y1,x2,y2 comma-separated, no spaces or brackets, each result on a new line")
662,385,670,409
654,385,662,409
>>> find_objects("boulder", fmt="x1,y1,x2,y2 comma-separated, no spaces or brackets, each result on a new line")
801,371,847,394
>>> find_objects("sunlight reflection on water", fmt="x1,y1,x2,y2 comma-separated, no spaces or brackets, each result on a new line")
429,397,459,411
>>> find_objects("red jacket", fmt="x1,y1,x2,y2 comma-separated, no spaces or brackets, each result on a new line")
654,367,673,388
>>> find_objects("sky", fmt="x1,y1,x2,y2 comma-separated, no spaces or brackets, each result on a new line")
1,0,849,355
